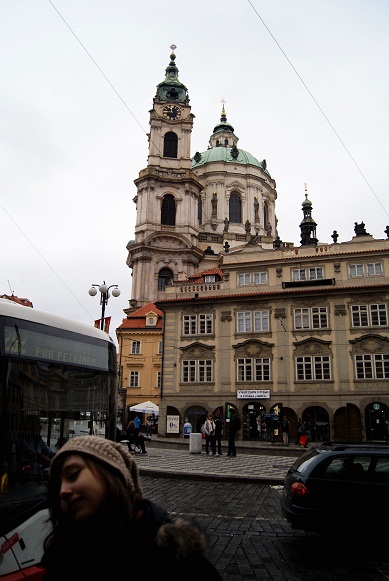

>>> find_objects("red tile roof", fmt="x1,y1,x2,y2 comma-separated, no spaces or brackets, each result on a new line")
0,294,33,307
117,302,163,330
186,266,223,282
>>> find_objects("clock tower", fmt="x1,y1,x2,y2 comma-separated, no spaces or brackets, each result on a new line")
126,46,203,309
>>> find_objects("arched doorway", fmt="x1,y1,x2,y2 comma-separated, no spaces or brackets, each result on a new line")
303,406,330,443
333,404,362,441
242,402,266,440
185,405,208,434
365,402,389,441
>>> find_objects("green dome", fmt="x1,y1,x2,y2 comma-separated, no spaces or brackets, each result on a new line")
191,147,270,177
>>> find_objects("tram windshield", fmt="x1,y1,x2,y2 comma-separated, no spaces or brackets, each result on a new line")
0,299,118,536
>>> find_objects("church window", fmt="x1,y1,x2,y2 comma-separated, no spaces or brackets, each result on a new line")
158,268,173,291
163,132,178,158
264,202,269,230
198,196,202,225
229,192,241,223
161,194,176,225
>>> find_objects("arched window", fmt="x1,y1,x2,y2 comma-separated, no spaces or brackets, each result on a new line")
161,194,176,226
198,196,202,225
229,192,242,223
163,132,178,158
158,268,173,291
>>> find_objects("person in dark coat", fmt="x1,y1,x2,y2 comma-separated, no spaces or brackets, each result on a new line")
227,408,241,457
127,420,148,454
41,436,222,580
213,409,224,456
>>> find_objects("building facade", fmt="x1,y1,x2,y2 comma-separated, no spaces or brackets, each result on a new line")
119,47,389,442
116,303,163,429
156,232,389,442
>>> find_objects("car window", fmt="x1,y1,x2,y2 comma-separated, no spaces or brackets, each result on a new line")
374,457,389,481
323,456,368,479
290,450,319,474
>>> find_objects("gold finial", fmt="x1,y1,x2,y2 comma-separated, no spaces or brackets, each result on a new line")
220,97,226,118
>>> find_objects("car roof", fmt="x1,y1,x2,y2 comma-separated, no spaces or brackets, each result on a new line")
313,442,389,454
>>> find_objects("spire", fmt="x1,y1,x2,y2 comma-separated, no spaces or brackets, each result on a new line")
212,98,235,136
155,45,189,104
299,183,318,246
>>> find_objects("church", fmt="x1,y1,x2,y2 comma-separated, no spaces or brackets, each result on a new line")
117,47,389,444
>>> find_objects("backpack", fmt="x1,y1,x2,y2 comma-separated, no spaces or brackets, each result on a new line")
200,423,206,434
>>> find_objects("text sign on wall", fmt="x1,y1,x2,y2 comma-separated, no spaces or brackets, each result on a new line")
237,390,270,399
167,415,180,433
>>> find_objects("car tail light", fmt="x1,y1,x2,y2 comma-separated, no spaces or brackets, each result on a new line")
290,482,309,496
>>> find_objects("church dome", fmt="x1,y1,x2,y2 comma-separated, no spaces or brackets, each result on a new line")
191,146,270,176
191,105,271,177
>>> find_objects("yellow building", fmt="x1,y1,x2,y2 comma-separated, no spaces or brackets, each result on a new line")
116,303,162,430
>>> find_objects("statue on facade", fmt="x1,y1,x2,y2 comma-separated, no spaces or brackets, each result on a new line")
385,225,389,239
266,222,272,236
254,197,259,222
245,220,251,234
211,193,217,216
223,217,229,232
354,222,368,236
331,230,339,243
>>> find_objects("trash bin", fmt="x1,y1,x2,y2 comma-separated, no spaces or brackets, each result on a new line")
189,432,202,454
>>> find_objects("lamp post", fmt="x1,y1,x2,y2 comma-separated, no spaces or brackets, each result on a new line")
88,281,121,331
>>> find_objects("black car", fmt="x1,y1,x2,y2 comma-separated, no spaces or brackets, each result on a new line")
280,442,389,533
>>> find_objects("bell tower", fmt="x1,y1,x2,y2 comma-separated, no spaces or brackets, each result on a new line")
126,46,203,309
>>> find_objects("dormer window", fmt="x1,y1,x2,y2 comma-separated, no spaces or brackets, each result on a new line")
146,315,156,326
205,275,216,283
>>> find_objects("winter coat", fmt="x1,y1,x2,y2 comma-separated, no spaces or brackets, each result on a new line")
203,418,216,436
41,498,222,580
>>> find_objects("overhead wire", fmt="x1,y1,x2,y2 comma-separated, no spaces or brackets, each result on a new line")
246,0,388,220
3,1,387,317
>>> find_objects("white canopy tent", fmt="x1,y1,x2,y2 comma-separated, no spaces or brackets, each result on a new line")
129,401,159,415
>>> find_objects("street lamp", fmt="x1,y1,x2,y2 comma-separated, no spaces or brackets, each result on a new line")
88,281,121,331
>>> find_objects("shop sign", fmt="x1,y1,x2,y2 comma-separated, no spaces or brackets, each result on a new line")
237,390,270,399
167,415,179,433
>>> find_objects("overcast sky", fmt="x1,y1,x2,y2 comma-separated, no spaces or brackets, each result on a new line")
2,1,388,346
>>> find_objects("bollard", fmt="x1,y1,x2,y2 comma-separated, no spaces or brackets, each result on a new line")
189,432,202,454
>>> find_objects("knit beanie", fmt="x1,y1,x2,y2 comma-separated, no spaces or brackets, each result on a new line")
50,435,142,497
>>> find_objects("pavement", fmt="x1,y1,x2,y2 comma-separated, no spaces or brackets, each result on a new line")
130,435,303,483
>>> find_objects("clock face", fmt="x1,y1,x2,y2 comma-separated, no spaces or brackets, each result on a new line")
162,105,181,120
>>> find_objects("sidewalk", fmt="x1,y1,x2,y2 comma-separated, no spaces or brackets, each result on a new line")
132,435,303,483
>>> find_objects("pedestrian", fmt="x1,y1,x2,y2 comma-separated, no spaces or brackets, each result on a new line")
203,414,216,456
126,420,148,454
213,409,224,455
296,419,308,447
227,408,241,457
295,418,303,445
133,415,142,436
40,436,222,580
281,415,290,446
146,415,154,437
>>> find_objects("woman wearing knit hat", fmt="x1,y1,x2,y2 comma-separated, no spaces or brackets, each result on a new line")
41,436,221,580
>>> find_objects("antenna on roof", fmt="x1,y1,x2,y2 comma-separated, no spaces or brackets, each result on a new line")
7,280,14,296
